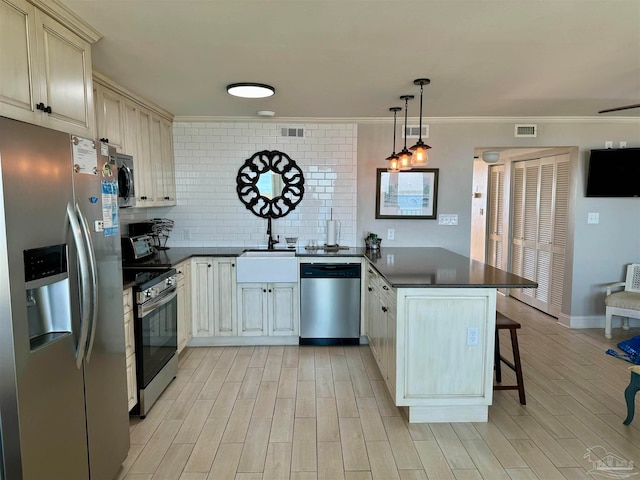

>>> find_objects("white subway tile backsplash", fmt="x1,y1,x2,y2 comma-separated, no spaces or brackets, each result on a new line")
156,121,357,248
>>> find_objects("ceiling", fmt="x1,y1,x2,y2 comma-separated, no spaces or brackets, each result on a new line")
60,0,640,119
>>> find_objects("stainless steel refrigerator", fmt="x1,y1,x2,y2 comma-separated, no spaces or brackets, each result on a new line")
0,117,130,479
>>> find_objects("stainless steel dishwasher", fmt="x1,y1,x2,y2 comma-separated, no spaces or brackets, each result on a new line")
300,263,361,345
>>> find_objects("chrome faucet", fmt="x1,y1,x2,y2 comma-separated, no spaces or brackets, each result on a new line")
266,218,279,250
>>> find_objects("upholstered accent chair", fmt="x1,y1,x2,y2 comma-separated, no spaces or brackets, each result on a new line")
605,264,640,339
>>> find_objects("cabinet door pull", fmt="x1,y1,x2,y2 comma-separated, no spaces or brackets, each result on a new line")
36,102,46,111
44,105,52,114
140,196,147,200
177,270,182,274
381,306,388,313
263,289,267,293
268,289,272,293
382,285,389,291
231,263,235,267
100,138,109,143
164,196,170,200
207,264,212,268
367,287,373,292
368,269,374,274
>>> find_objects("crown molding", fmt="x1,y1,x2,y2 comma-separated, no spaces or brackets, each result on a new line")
30,0,102,43
174,115,640,125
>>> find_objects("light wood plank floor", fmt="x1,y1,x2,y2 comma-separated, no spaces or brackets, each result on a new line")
117,295,640,479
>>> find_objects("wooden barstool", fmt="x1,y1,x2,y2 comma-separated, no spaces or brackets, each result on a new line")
494,312,526,405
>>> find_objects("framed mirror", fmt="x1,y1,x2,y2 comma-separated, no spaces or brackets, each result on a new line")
236,150,305,218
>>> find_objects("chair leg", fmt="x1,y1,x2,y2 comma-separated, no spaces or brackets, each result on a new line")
510,329,526,405
623,317,630,331
495,329,502,383
605,308,613,339
624,372,640,425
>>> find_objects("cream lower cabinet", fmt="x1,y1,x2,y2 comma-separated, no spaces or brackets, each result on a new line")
123,288,137,411
364,261,496,423
190,257,237,340
237,283,299,337
176,260,192,353
0,0,97,137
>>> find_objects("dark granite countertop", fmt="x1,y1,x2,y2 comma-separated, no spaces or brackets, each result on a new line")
121,246,536,290
364,247,537,289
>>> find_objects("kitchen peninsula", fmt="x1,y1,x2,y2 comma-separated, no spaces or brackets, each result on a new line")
126,246,536,423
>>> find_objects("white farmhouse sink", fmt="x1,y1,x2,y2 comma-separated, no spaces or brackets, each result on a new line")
236,250,298,283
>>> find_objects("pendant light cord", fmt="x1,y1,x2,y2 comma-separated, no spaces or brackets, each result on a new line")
403,97,409,150
392,110,398,153
417,83,424,142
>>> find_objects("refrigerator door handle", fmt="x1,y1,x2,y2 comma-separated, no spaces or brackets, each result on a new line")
76,202,99,363
67,202,92,368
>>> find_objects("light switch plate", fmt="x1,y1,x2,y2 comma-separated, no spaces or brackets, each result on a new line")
438,214,458,225
387,229,395,240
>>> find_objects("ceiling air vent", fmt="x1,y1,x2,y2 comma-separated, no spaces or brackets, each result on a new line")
402,125,429,139
280,127,305,138
515,124,537,138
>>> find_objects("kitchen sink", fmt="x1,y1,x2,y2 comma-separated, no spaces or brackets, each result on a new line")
236,250,298,282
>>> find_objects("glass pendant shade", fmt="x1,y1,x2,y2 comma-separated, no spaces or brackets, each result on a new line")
386,107,402,173
410,78,431,167
398,149,412,170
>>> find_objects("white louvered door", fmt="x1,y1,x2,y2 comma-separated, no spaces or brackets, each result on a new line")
487,165,505,269
509,155,569,316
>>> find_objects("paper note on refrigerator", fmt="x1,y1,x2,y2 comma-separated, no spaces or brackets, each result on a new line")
71,136,98,175
101,180,119,237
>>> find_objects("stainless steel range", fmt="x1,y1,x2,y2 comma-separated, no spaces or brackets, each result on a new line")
122,235,178,418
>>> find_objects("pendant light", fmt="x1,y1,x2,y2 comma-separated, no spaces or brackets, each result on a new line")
410,78,431,166
386,107,402,172
397,95,414,171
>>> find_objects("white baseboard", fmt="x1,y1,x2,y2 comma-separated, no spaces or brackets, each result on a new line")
188,336,299,347
560,314,640,330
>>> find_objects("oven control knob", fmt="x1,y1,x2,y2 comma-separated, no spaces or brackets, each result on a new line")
166,277,176,287
145,288,158,299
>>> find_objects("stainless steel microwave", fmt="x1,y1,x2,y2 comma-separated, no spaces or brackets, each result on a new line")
114,153,135,208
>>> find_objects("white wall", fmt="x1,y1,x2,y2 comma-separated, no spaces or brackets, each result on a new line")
154,121,358,248
357,118,640,321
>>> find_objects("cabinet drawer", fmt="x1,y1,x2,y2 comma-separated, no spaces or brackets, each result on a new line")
123,288,133,313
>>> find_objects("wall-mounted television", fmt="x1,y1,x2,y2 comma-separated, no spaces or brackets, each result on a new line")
586,148,640,197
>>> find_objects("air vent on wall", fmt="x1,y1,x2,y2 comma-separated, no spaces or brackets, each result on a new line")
402,125,429,139
515,124,537,138
280,127,305,138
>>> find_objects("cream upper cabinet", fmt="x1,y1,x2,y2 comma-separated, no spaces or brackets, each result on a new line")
95,82,125,152
0,0,38,122
93,72,176,208
0,0,97,138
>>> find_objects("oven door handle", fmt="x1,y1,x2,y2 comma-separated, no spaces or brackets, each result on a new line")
138,288,178,318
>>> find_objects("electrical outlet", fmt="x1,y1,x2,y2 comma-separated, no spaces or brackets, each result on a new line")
387,229,395,240
605,141,613,149
467,327,479,346
587,212,599,224
620,141,627,148
183,228,191,240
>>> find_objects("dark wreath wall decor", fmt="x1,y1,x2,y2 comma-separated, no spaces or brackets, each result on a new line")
236,150,305,218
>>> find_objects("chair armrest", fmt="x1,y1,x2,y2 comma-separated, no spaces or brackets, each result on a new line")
607,281,626,296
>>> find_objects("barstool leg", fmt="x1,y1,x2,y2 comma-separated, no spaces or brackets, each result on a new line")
510,329,526,405
495,329,502,383
623,371,640,425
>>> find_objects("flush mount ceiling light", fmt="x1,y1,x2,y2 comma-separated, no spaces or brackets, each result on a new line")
410,78,432,167
398,95,414,171
386,107,402,173
226,83,275,98
482,151,501,163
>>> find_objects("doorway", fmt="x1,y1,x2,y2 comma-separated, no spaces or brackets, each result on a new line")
471,147,576,318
